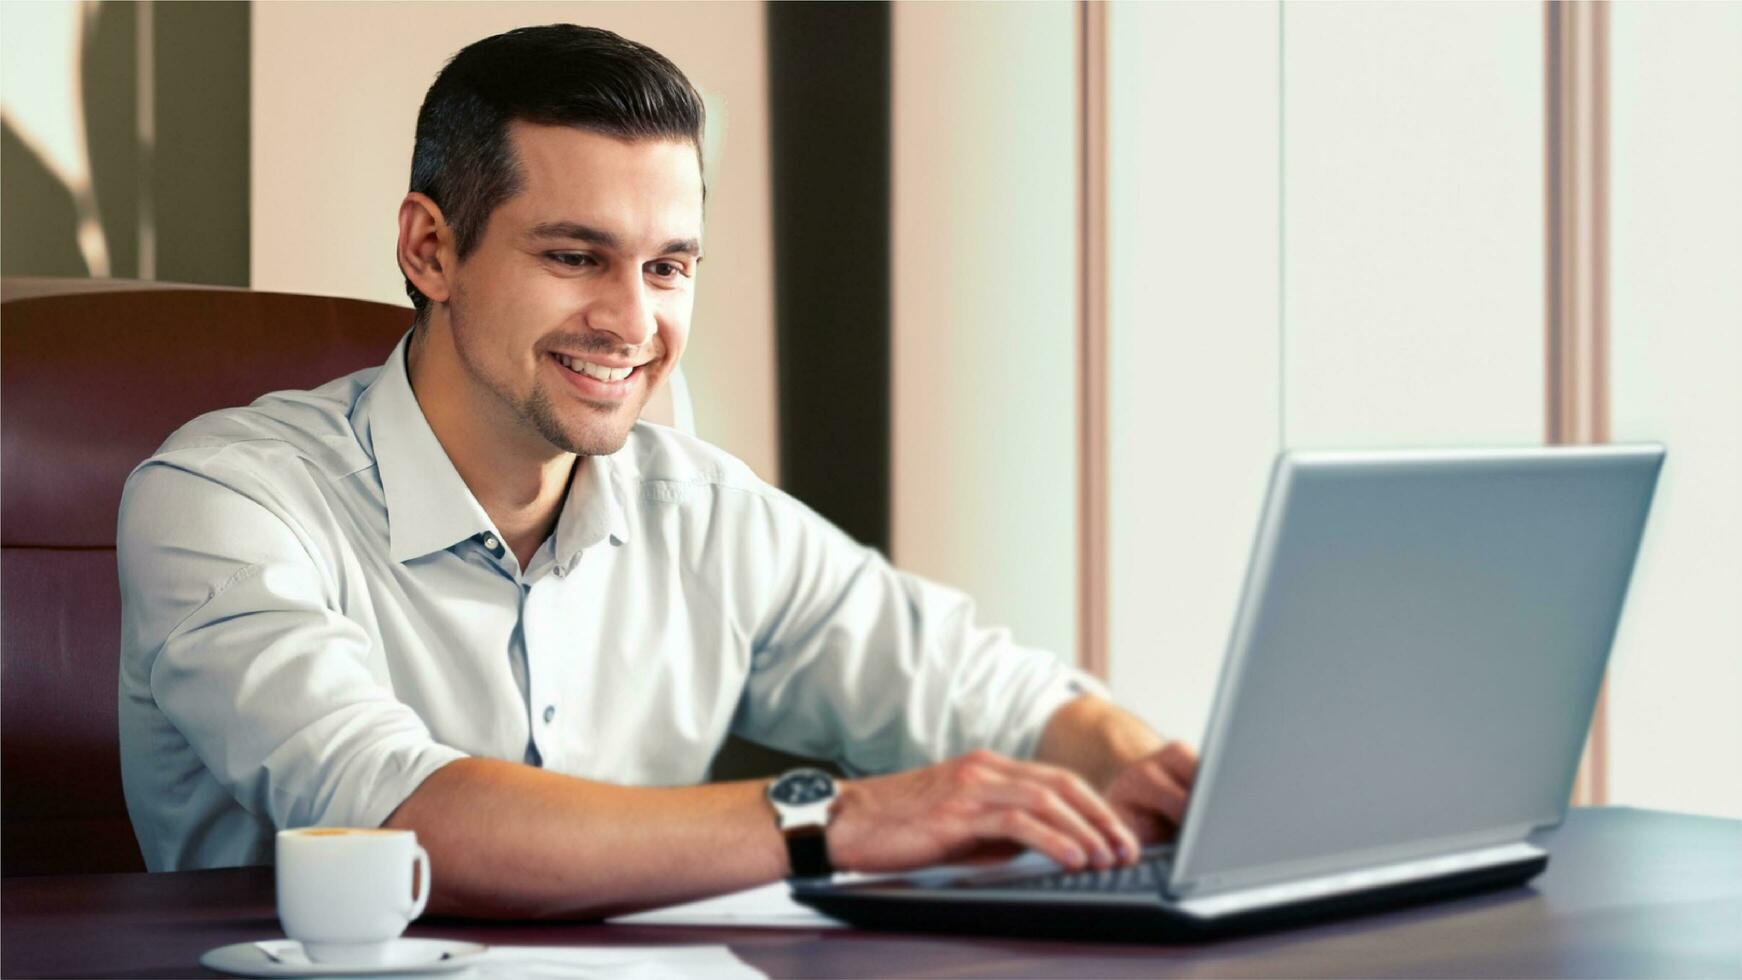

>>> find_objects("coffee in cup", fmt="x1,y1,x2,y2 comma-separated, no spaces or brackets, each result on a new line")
275,827,430,964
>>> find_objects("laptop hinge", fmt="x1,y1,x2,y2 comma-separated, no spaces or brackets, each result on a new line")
1172,841,1545,920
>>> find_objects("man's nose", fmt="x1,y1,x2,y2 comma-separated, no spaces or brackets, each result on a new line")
586,267,657,348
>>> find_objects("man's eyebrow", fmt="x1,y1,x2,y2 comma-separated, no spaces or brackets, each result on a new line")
527,222,700,257
657,238,702,258
527,221,620,248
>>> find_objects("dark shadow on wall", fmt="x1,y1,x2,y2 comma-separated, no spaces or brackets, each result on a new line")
0,1,248,286
767,2,892,557
0,124,88,277
154,0,249,286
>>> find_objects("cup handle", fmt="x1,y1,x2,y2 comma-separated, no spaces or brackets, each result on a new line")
408,845,431,921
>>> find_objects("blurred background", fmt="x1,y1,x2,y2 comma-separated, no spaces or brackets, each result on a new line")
2,1,1737,820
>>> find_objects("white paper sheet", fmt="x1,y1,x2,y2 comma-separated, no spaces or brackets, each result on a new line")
607,881,846,930
606,854,1063,931
462,944,765,979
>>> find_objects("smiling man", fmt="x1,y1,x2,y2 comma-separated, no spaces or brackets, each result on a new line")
117,25,1198,917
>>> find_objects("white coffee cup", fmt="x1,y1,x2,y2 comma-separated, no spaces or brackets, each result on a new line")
275,827,431,965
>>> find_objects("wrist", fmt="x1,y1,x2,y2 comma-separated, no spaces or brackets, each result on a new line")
1039,694,1164,790
1102,727,1166,788
823,779,861,872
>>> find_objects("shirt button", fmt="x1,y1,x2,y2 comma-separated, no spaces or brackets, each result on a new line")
543,705,556,724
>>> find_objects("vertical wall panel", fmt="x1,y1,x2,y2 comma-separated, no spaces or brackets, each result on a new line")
1106,2,1281,745
251,3,778,482
1607,2,1742,819
1281,3,1543,450
767,3,890,552
890,2,1077,663
154,1,249,287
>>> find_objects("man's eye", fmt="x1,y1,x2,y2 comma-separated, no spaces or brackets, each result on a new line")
648,261,685,279
549,253,593,268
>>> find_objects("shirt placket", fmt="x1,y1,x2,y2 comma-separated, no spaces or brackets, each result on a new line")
467,531,550,767
521,548,569,771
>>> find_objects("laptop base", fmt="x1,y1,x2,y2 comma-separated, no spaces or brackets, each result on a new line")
792,852,1547,943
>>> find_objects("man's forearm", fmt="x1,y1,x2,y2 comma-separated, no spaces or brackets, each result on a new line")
1034,694,1166,789
382,757,787,919
383,697,1167,919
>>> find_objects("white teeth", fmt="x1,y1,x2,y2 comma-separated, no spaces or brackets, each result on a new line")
558,355,634,383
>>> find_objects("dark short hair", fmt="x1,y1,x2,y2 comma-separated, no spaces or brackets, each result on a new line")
403,24,706,318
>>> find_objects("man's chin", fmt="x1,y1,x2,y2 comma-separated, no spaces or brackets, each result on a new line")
525,380,648,456
552,427,630,457
550,410,639,457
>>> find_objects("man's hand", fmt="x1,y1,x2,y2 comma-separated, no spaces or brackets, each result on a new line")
827,749,1143,873
1033,694,1200,845
1102,740,1198,844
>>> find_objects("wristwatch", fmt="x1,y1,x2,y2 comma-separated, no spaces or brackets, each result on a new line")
766,767,838,879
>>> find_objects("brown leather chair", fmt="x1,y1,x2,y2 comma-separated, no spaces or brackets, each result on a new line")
1,277,815,877
2,279,414,875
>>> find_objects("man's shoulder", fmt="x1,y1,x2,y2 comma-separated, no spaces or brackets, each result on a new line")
139,367,379,486
617,421,773,502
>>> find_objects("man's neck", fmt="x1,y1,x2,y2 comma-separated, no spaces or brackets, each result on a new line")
405,325,575,571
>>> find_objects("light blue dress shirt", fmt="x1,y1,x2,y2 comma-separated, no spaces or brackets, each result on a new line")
117,334,1102,872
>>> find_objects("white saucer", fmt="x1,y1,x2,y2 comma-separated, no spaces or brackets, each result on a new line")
200,937,487,977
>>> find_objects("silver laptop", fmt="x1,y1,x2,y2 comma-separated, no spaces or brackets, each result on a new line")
795,445,1665,940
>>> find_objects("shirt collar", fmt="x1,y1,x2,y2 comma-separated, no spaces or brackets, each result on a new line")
354,334,495,563
553,450,632,568
355,332,631,566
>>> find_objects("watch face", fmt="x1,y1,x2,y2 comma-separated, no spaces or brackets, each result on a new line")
771,769,835,806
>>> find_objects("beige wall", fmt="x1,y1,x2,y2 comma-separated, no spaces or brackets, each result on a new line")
891,2,1079,663
251,2,777,482
1607,0,1742,819
1108,2,1546,745
1106,1,1281,747
1280,2,1544,451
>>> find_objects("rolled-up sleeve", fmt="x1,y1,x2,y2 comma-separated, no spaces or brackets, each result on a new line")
726,487,1108,775
118,459,466,844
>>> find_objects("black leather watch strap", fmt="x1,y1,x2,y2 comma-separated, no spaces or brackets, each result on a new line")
785,825,834,878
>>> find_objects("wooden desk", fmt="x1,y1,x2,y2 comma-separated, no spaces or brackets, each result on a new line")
4,808,1738,978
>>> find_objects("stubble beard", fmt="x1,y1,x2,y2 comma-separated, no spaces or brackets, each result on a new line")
448,295,643,458
522,381,639,457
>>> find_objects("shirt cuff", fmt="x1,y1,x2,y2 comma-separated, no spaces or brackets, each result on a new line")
1008,664,1112,761
316,739,471,832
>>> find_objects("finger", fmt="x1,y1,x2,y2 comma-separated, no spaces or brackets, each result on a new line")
980,779,1119,869
1157,742,1199,788
973,755,1142,863
947,754,1112,865
1123,759,1191,827
1019,762,1142,865
1048,768,1143,864
975,808,1091,871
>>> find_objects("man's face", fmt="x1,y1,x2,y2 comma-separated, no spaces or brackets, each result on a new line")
441,121,703,457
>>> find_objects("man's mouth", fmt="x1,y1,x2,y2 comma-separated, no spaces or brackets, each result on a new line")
551,352,648,384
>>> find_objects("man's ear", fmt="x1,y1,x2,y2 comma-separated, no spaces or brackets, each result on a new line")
397,192,455,306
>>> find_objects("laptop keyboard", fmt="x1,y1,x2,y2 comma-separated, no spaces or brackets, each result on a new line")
954,846,1175,894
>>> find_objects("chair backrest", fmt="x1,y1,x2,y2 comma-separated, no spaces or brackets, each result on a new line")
0,276,757,876
1,279,424,875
